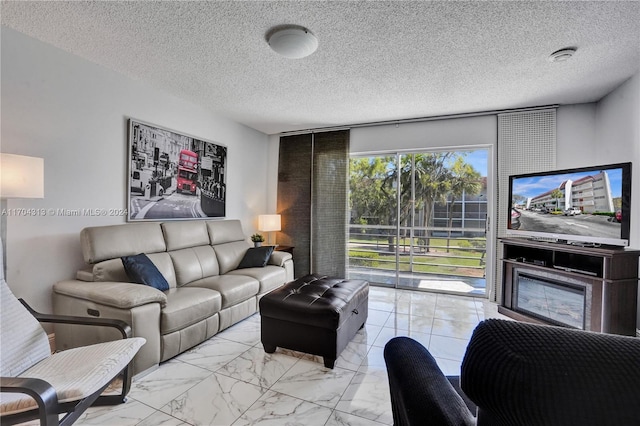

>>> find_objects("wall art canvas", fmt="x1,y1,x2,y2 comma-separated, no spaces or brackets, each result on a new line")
127,119,227,221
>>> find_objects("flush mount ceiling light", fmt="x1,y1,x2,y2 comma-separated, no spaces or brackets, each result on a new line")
548,47,577,63
267,25,318,59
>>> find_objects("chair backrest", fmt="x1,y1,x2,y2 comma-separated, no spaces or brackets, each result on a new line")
461,319,640,426
0,242,51,376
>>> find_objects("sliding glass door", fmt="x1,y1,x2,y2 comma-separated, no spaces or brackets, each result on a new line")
348,155,399,286
348,148,490,296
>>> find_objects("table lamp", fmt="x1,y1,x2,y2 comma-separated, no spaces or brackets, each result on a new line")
258,214,281,246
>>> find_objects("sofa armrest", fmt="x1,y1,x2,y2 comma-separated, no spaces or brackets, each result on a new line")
268,251,292,267
384,336,475,426
54,280,167,309
19,299,132,338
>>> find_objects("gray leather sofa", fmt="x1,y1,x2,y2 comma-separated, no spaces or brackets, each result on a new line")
52,219,294,376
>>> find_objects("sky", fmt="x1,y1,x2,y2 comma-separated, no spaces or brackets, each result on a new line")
460,150,488,176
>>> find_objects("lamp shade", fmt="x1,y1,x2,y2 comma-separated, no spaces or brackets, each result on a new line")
259,214,281,232
0,153,44,199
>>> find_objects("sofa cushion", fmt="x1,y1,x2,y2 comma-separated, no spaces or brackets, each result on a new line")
213,241,251,274
161,288,222,335
81,222,166,264
162,221,210,251
185,274,259,309
268,250,293,267
169,246,219,286
238,246,274,269
92,258,129,283
228,265,287,294
145,253,178,288
94,253,177,288
207,220,245,245
122,254,170,291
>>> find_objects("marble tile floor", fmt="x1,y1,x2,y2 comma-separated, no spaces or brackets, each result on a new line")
62,287,509,426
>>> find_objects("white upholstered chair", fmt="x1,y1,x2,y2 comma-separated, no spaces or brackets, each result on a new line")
0,242,145,426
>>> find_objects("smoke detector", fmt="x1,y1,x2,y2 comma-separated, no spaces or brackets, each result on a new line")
267,25,318,59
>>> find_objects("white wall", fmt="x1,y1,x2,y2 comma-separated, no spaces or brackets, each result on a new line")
556,103,598,169
1,27,270,313
267,134,281,214
594,73,640,249
350,115,497,154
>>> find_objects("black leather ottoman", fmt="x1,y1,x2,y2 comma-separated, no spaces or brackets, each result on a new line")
259,274,369,368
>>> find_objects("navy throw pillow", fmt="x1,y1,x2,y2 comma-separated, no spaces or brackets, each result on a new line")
121,253,170,291
238,246,275,269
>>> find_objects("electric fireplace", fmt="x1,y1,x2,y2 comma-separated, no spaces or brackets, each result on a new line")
513,272,588,329
500,238,639,336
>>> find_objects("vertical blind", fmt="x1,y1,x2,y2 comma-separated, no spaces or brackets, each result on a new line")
494,109,556,302
277,134,313,278
278,130,349,278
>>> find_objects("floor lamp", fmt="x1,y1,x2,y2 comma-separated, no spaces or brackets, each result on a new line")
258,214,281,247
0,153,45,276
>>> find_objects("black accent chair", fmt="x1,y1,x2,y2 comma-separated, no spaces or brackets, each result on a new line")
384,319,640,426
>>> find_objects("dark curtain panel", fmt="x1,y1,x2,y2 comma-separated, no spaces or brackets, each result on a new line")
312,131,349,277
277,130,349,278
277,134,312,277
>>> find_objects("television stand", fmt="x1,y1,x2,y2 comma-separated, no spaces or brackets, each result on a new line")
500,238,639,336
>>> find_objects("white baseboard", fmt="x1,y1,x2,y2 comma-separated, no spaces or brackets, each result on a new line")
636,328,640,338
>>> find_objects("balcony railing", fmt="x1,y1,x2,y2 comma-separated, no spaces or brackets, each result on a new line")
348,224,486,279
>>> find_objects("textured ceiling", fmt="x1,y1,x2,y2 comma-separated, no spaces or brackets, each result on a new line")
1,1,639,135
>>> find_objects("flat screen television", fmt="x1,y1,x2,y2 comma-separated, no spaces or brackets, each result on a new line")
507,162,632,247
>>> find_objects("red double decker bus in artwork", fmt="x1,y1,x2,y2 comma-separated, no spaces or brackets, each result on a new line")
176,149,198,195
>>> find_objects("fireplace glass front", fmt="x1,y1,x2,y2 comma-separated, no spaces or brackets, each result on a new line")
514,273,586,329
